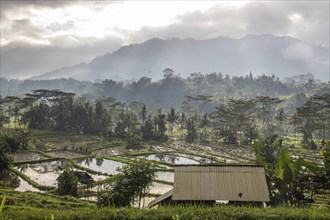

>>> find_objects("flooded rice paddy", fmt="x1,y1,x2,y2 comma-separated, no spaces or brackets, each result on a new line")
15,177,41,192
155,171,174,182
138,153,199,164
148,182,173,195
6,142,251,197
76,157,124,174
46,150,85,159
11,152,45,162
16,160,69,186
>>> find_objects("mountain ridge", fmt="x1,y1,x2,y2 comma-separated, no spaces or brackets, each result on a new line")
32,34,329,82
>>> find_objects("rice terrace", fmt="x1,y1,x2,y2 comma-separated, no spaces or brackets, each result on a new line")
0,1,330,219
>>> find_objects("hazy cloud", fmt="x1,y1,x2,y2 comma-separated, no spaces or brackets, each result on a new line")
282,42,315,60
0,1,328,79
0,36,124,78
127,1,329,47
47,20,75,32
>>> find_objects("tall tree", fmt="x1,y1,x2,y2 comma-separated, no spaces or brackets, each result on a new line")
167,107,178,139
255,96,283,137
141,116,155,141
153,108,167,140
186,117,198,143
294,93,330,148
185,95,213,113
199,113,210,141
140,104,147,125
0,137,12,173
211,98,255,144
275,107,286,138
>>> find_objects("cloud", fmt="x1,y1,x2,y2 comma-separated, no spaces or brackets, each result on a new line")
0,0,103,10
126,1,329,47
47,20,75,32
0,0,74,21
282,42,315,60
0,1,328,79
0,36,124,78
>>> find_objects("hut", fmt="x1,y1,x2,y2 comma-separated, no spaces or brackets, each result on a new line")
73,171,95,186
149,165,270,207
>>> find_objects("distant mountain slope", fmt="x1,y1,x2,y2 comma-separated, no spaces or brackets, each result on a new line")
33,34,329,81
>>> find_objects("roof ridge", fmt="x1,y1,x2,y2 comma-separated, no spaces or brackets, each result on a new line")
174,164,263,167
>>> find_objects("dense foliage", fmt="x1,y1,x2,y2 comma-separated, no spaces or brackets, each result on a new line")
0,72,329,212
57,167,78,196
0,129,33,172
97,160,156,208
0,85,329,149
255,138,330,206
1,72,327,110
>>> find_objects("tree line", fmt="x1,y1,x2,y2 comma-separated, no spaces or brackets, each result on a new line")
1,89,329,149
1,71,328,111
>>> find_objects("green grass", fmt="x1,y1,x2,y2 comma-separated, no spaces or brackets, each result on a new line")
0,195,5,214
1,204,330,220
29,129,102,150
1,187,329,220
0,188,94,210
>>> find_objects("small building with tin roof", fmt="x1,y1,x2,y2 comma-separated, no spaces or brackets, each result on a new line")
149,164,270,207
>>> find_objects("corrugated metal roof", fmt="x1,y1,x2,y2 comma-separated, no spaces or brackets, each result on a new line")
172,165,270,202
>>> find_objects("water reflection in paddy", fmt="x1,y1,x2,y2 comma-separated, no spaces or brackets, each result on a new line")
16,160,69,187
89,174,108,181
156,172,174,182
15,177,40,192
148,182,173,195
76,157,124,174
139,154,199,164
0,172,40,192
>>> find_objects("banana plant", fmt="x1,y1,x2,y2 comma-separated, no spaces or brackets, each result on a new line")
274,148,321,205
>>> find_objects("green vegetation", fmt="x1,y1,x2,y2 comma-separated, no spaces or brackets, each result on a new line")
0,73,329,218
0,195,5,214
1,202,329,220
57,167,78,196
98,160,156,208
0,188,94,210
1,186,330,219
0,142,12,172
254,138,330,206
1,84,329,151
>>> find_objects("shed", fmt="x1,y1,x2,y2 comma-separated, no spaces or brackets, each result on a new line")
149,165,270,207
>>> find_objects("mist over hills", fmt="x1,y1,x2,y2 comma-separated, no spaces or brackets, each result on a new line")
32,34,329,82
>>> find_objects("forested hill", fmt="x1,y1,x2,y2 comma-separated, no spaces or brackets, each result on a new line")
1,73,328,112
31,34,329,82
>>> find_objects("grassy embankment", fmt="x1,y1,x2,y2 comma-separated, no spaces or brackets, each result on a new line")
1,189,329,220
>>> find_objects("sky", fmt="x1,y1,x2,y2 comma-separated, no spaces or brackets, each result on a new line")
0,0,329,79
